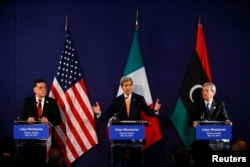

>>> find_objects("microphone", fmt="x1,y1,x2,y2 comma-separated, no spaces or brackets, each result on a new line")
111,113,118,121
200,112,205,121
14,116,21,124
112,96,128,121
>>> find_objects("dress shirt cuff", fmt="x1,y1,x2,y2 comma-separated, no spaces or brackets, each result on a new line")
154,110,159,115
95,113,101,119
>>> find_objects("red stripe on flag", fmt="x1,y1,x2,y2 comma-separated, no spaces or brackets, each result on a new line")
54,127,65,149
51,80,98,163
70,81,97,146
50,84,66,114
49,30,98,164
46,126,52,162
53,126,71,164
64,90,88,151
196,23,212,81
141,103,162,149
78,80,97,130
52,85,81,161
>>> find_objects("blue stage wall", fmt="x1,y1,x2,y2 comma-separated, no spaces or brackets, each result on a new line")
1,1,250,167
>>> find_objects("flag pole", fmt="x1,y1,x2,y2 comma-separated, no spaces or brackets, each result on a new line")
198,14,202,26
136,10,139,30
65,15,68,31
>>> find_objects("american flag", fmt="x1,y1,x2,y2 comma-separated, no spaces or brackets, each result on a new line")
49,30,98,164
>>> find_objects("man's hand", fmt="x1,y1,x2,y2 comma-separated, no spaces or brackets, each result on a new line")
154,98,161,111
27,117,35,124
192,121,199,128
225,120,232,126
39,117,49,123
92,101,101,115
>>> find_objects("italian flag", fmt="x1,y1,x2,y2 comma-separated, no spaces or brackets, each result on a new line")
117,30,162,149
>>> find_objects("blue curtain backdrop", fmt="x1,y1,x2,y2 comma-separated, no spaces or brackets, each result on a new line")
1,0,250,167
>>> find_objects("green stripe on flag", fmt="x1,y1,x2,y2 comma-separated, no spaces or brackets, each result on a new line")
124,31,144,75
171,98,195,148
119,29,162,148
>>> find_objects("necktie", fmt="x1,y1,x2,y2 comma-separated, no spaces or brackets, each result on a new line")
37,99,42,118
125,98,130,117
206,103,210,115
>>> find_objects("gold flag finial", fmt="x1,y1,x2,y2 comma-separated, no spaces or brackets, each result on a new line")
136,10,139,30
65,15,68,31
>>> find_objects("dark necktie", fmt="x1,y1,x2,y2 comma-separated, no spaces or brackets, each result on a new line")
206,103,210,115
37,99,42,118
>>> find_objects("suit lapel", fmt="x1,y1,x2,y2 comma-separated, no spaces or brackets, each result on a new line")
42,96,49,115
210,100,216,115
32,97,38,117
129,93,138,118
129,94,134,117
118,95,127,118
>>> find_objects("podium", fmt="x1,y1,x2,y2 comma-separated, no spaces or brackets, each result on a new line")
109,120,149,167
13,121,52,166
195,121,232,150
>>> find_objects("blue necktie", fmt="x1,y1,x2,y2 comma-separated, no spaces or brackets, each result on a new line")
206,103,210,115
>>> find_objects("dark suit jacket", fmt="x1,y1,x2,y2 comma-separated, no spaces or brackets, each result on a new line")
99,92,157,121
189,98,230,125
21,96,62,126
99,92,157,165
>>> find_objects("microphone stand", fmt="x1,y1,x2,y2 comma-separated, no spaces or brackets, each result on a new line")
200,112,205,121
111,96,128,123
110,96,128,167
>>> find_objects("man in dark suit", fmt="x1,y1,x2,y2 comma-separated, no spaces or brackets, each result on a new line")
189,82,232,151
21,79,61,126
189,82,232,127
20,79,62,165
92,76,161,167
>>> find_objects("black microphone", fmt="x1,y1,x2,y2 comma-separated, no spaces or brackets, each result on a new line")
112,96,128,121
200,112,205,121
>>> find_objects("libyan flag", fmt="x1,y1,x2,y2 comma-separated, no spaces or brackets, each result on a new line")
170,22,212,148
117,30,162,149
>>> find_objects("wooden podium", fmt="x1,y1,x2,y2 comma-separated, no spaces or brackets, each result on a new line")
109,120,149,167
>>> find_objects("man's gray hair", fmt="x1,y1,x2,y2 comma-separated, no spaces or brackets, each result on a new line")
203,82,216,94
120,76,133,86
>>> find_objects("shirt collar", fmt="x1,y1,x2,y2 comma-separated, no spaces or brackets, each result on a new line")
204,99,213,104
36,97,45,102
124,94,131,100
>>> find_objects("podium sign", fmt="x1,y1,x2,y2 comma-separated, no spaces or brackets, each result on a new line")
109,125,145,140
196,125,232,140
13,124,49,140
